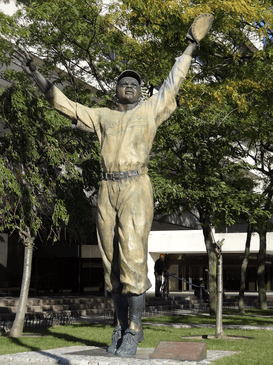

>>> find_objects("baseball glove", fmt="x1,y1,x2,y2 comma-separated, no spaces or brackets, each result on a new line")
186,13,214,45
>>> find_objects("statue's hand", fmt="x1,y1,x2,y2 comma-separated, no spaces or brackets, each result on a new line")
13,47,52,94
20,51,37,75
25,56,36,74
13,48,37,75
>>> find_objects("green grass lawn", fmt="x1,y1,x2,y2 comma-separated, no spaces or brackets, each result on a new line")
0,310,273,364
142,308,273,327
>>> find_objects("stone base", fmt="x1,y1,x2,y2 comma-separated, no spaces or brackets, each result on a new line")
67,347,154,360
72,342,207,362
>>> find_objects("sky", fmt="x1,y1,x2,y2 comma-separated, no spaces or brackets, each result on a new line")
0,0,113,15
0,1,18,15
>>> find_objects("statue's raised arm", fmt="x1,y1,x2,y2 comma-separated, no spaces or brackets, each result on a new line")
15,49,53,94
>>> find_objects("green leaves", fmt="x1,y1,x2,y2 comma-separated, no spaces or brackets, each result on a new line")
0,72,100,243
150,104,259,229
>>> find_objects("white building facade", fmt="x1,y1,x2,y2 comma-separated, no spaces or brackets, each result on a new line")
147,228,273,293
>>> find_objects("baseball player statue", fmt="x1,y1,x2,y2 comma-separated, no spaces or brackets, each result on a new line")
18,13,213,357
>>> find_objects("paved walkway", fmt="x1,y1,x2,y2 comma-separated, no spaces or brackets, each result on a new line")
0,346,238,365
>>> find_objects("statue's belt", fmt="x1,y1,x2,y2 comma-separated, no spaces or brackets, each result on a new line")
102,169,139,181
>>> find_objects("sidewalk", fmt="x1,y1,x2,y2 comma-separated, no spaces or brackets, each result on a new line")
0,345,238,365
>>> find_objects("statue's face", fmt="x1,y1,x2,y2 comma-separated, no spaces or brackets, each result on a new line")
116,76,140,105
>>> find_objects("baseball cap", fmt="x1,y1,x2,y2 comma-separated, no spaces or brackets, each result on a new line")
117,70,141,85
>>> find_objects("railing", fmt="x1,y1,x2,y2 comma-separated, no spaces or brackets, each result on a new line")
162,272,209,304
0,311,80,334
0,309,116,334
166,274,261,312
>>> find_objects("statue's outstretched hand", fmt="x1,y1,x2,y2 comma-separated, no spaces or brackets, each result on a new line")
13,48,52,94
14,49,37,75
23,54,37,75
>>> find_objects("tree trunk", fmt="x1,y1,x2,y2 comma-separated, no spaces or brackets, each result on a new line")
78,243,82,293
9,238,34,337
201,220,217,316
215,248,225,338
258,230,267,310
239,226,251,314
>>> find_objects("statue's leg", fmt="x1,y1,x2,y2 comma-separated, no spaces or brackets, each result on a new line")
107,293,128,354
97,181,131,354
116,292,146,357
97,181,121,293
96,182,126,354
117,174,153,295
112,175,152,356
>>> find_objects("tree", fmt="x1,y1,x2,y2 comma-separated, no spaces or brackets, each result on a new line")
0,73,100,336
232,39,273,309
149,104,257,315
236,137,273,310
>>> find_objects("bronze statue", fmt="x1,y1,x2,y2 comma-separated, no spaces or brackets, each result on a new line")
18,13,213,357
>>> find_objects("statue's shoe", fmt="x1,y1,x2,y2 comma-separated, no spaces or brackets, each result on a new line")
107,325,122,354
115,328,144,357
186,13,214,45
